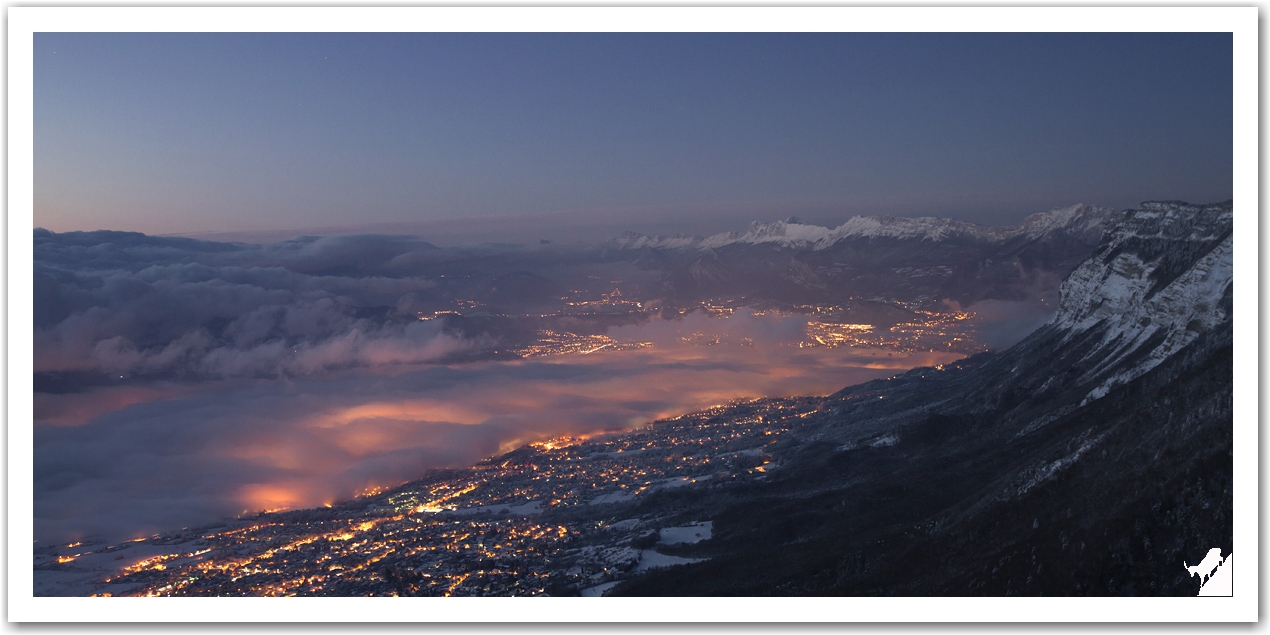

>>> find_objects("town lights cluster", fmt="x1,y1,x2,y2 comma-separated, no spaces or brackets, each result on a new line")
73,397,825,597
802,310,984,354
513,330,652,358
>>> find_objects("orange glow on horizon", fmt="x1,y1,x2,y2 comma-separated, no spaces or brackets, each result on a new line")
237,483,310,515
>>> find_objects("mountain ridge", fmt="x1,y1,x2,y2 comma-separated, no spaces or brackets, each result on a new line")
622,204,1123,307
609,203,1117,252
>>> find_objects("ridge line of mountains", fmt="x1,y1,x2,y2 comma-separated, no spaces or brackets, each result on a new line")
604,203,1151,308
609,202,1116,251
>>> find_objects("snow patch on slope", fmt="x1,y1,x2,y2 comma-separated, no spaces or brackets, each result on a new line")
1014,431,1107,496
1077,238,1232,404
1019,204,1112,241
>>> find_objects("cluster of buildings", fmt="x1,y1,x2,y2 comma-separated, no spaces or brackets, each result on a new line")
69,397,827,597
802,309,984,354
559,287,645,314
511,329,653,358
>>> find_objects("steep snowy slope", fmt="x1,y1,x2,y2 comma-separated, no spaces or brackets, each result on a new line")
1048,202,1232,402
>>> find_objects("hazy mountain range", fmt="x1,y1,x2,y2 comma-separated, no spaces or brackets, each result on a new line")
608,204,1117,306
615,200,1232,595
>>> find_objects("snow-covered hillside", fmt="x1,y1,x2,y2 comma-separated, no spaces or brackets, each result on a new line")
1046,201,1233,403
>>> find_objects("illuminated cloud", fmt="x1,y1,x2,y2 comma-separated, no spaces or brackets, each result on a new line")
33,229,1000,544
34,326,964,544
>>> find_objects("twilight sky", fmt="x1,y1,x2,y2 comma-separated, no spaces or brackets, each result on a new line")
35,32,1232,241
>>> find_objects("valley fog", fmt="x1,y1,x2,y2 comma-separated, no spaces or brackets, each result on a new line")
33,307,1025,545
32,221,1067,545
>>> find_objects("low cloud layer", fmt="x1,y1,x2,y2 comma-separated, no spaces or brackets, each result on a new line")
34,230,481,382
33,229,1026,544
34,324,959,544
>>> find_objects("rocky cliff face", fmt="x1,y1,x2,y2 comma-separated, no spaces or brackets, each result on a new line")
1047,201,1232,402
926,201,1234,436
615,201,1235,596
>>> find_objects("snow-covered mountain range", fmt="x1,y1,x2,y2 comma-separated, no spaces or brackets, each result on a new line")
614,204,1121,307
610,204,1115,252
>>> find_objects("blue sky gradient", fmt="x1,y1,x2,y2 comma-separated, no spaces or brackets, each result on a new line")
35,32,1232,239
